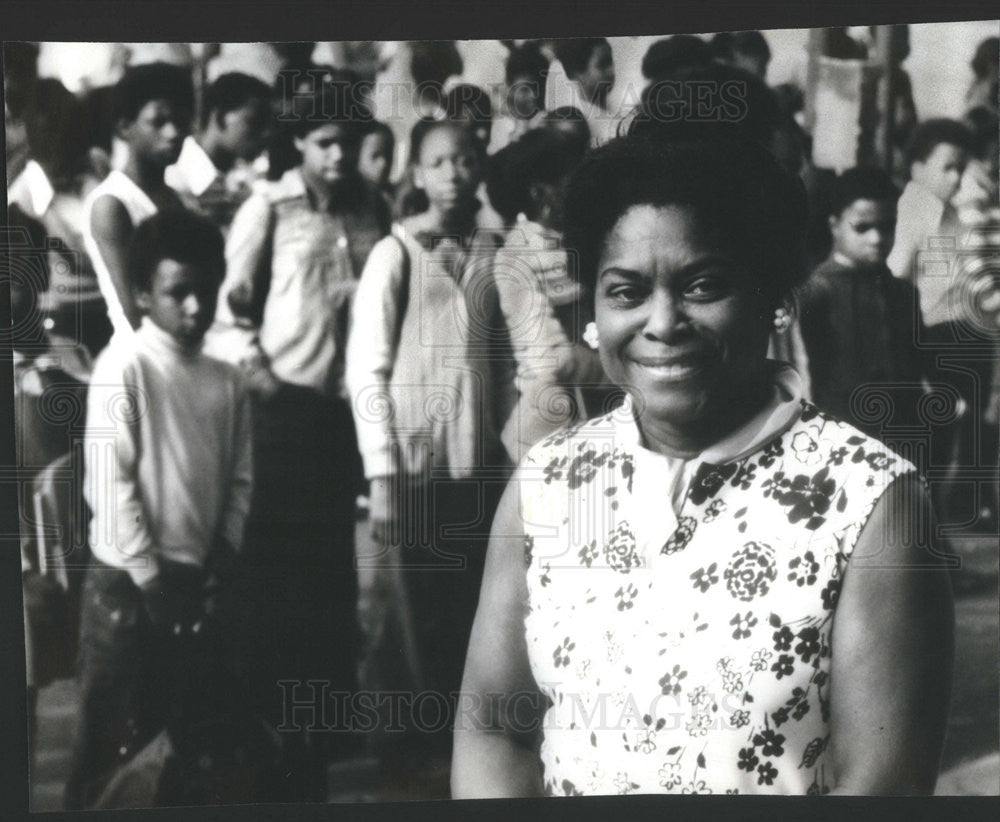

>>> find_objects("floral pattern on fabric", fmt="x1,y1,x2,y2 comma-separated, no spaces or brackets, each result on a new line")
520,402,915,795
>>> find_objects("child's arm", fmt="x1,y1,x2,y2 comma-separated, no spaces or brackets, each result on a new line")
89,194,141,329
213,193,279,395
211,375,254,576
494,247,576,463
84,348,159,587
345,235,407,516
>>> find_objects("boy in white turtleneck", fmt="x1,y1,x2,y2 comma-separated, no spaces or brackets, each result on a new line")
67,211,252,810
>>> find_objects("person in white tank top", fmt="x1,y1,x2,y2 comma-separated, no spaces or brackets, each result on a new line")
82,63,194,345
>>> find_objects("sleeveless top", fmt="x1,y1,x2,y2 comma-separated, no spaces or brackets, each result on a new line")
520,400,917,795
82,170,157,338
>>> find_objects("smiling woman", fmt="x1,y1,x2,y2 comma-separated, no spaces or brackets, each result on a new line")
452,133,955,797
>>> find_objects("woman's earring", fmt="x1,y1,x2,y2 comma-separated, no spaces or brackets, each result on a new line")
583,321,600,350
773,307,792,334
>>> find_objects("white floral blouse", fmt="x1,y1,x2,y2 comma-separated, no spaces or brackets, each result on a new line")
519,396,917,795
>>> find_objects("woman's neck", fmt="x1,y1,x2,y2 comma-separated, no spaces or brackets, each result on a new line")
636,377,772,460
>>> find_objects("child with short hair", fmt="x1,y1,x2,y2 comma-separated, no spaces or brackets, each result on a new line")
208,78,388,799
346,118,514,762
887,118,974,328
65,210,252,810
488,42,550,154
443,83,494,150
542,106,591,155
83,62,194,340
8,78,112,356
490,128,608,462
166,72,273,234
551,38,616,146
799,167,928,444
358,119,396,200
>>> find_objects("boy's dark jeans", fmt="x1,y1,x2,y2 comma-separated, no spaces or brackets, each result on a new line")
64,561,169,810
63,559,218,810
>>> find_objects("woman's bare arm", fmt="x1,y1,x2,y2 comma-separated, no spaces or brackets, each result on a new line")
451,475,546,798
827,473,954,794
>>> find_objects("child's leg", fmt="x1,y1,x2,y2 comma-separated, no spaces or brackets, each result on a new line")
63,563,147,810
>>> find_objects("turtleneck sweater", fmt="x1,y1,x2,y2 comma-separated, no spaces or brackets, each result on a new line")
85,318,253,586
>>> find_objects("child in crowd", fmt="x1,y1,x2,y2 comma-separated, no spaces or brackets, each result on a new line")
8,78,113,356
358,119,396,204
65,211,252,810
165,72,273,234
208,79,388,800
799,167,928,445
345,118,514,765
552,38,617,146
641,35,713,83
887,118,973,327
488,42,550,154
443,83,494,150
542,106,591,156
490,128,608,461
887,117,995,528
709,30,772,78
83,63,194,340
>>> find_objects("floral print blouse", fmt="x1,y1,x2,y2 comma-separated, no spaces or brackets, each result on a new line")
520,399,917,795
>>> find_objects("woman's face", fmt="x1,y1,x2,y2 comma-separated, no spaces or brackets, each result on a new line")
594,204,772,431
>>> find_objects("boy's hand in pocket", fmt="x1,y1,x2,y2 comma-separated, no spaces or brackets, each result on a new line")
139,560,208,632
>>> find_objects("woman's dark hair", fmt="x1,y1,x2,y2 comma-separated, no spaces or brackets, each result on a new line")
628,63,780,149
201,72,272,130
506,42,550,88
127,211,225,294
828,167,900,218
904,118,975,167
553,38,609,79
487,128,587,224
563,134,809,305
112,62,195,125
642,35,713,81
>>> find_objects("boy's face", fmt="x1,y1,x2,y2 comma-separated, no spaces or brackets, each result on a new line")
830,198,896,265
120,99,191,168
294,123,361,186
358,131,393,187
219,98,273,162
413,126,482,212
912,142,967,202
577,44,615,108
136,258,222,349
